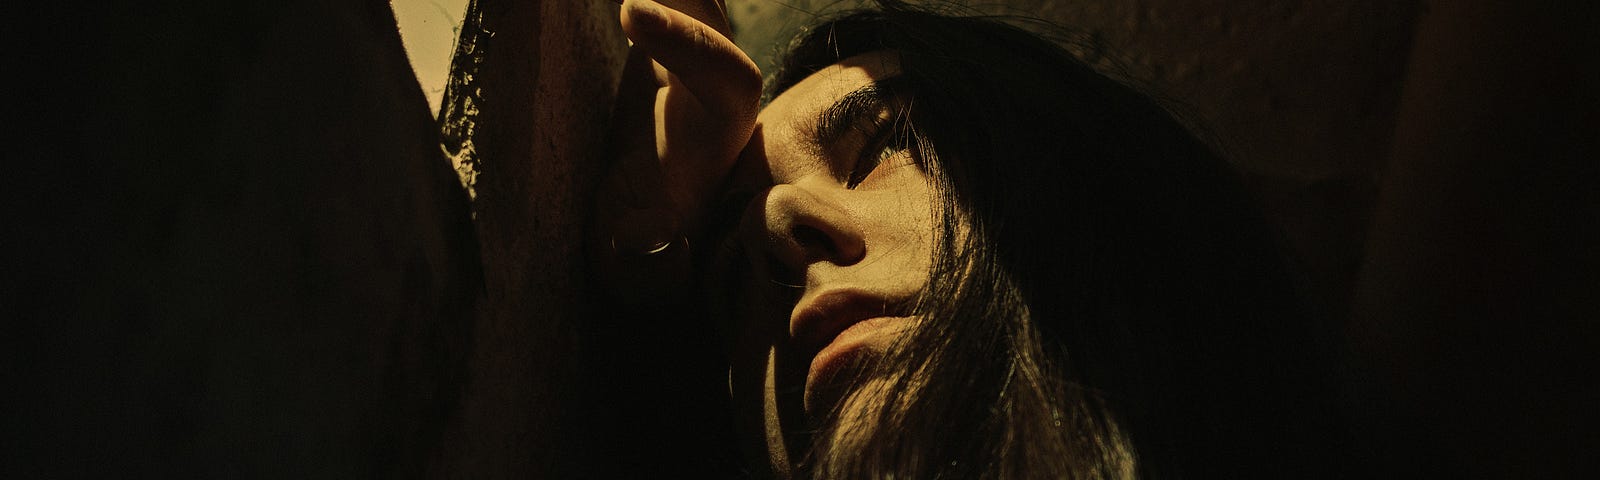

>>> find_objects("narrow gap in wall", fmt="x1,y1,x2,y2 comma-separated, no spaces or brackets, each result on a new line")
394,0,471,116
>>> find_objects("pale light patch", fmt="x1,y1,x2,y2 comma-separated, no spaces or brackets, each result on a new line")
393,0,470,115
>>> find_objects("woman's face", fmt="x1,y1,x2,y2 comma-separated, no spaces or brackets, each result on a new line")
705,50,939,473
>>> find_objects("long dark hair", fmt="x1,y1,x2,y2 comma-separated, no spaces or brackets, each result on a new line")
769,2,1347,478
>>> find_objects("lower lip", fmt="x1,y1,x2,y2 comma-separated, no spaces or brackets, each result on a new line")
807,316,905,383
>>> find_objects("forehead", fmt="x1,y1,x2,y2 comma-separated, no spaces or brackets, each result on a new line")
759,51,902,129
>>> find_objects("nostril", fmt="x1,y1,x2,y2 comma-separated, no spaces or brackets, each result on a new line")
762,184,867,268
790,224,837,262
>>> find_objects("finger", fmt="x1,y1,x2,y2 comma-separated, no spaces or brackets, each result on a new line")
614,49,664,123
607,50,671,210
621,0,761,125
650,0,732,36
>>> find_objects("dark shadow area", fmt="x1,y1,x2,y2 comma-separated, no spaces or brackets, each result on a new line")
3,0,1594,478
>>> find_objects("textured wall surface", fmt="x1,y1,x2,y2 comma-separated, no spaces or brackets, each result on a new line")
431,0,628,476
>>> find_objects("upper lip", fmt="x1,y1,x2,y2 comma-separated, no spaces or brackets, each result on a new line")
790,288,910,356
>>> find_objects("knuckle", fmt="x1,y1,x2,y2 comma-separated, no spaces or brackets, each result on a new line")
689,25,711,53
734,61,762,101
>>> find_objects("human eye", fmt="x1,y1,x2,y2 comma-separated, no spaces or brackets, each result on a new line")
845,114,911,189
846,143,903,189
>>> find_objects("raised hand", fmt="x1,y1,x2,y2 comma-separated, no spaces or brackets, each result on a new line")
593,0,762,305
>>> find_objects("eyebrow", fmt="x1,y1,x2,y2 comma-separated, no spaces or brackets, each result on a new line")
810,77,908,152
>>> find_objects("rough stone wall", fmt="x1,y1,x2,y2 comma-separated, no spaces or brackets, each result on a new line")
430,0,628,477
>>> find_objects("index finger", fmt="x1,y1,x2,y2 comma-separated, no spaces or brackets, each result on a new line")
652,0,732,36
621,0,762,124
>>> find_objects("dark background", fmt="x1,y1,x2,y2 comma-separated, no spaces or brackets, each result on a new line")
3,0,1594,477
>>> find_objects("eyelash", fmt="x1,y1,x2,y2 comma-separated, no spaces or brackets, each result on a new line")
845,116,910,189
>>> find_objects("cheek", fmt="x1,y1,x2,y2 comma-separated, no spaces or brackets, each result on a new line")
849,179,939,282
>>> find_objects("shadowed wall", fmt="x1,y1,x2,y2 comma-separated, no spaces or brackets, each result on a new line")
427,0,630,477
4,0,478,476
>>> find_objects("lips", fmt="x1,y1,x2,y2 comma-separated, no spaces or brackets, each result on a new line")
789,289,910,382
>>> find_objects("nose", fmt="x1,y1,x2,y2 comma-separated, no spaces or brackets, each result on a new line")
756,183,868,272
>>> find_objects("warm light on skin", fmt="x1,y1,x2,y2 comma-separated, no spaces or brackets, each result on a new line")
719,50,941,477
